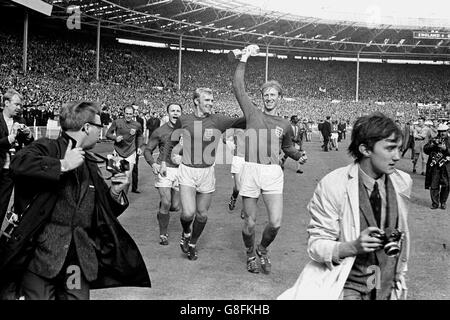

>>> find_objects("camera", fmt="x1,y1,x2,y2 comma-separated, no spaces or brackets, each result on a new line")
106,154,130,175
438,156,450,167
0,209,20,242
430,152,443,167
17,123,26,132
370,229,403,257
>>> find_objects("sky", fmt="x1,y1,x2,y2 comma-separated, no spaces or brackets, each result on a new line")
237,0,450,27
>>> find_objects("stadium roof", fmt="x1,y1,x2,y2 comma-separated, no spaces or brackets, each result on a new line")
7,0,450,60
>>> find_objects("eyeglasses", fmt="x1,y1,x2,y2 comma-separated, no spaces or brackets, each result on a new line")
86,122,103,128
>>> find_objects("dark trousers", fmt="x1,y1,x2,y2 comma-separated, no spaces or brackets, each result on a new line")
402,136,415,159
21,242,90,301
430,168,449,207
132,153,139,191
343,288,377,300
21,267,90,300
0,169,14,225
323,136,330,151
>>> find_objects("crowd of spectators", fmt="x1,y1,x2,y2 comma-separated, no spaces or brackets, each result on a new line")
1,28,449,125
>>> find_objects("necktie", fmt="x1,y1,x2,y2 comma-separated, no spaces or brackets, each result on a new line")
369,182,382,227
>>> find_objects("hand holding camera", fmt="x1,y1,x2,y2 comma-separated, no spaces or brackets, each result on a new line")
110,172,129,192
17,123,31,136
8,123,23,144
352,226,384,254
369,228,403,256
106,154,130,176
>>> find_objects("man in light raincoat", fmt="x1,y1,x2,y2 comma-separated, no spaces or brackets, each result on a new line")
278,112,411,300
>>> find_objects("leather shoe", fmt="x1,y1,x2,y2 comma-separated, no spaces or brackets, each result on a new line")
431,205,439,210
441,203,447,210
131,190,141,194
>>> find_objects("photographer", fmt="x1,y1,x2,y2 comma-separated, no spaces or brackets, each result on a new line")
0,89,34,225
0,101,150,300
423,124,450,210
279,113,412,300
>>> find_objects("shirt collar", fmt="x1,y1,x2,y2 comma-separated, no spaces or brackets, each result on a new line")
61,131,78,148
358,164,386,193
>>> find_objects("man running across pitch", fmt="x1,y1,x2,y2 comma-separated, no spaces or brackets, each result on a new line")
144,103,183,245
232,44,306,274
160,88,245,261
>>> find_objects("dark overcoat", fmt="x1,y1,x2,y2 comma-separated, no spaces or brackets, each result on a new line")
0,134,151,294
0,115,33,173
423,136,450,189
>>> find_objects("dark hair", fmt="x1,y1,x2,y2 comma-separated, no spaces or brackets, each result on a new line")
348,112,403,162
60,101,100,131
166,103,182,113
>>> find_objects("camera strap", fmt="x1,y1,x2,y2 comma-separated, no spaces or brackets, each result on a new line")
89,152,108,164
90,152,114,180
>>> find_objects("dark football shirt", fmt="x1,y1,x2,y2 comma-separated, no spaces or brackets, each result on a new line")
163,113,245,168
144,122,178,168
106,118,143,158
233,62,302,164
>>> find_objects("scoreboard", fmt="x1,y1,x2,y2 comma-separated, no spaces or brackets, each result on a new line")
413,31,450,39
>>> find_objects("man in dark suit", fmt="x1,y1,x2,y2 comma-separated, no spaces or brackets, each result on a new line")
100,106,111,141
338,119,346,142
0,101,150,300
132,107,145,193
322,116,332,152
0,89,34,224
280,115,306,174
146,112,161,140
